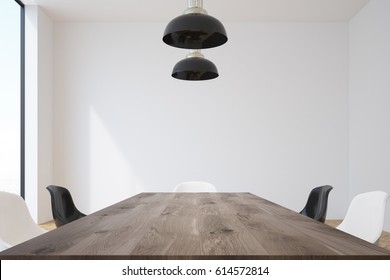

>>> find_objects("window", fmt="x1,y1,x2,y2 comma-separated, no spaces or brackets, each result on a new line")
0,0,24,196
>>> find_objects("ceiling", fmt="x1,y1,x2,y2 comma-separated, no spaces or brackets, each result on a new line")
22,0,370,22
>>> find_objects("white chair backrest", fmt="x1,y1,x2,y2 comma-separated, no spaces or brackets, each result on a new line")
173,181,217,192
0,238,11,252
337,191,389,243
0,191,47,246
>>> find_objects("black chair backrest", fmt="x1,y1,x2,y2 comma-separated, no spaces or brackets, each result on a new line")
300,185,333,223
46,185,85,227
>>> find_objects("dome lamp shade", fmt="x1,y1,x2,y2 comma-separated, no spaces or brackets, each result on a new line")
163,0,227,49
172,50,218,81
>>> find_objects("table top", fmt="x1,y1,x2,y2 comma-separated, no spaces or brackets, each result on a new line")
1,192,389,259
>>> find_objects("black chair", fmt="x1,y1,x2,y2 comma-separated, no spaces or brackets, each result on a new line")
299,185,333,223
46,185,86,227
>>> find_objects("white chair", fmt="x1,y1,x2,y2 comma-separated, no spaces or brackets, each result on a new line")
0,238,11,252
337,191,389,243
173,181,217,192
0,191,47,247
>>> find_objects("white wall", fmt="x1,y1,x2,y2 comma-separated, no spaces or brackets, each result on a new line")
25,6,53,223
349,0,390,231
37,7,54,223
53,22,349,217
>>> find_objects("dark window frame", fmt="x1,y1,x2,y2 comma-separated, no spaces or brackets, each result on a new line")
15,0,25,198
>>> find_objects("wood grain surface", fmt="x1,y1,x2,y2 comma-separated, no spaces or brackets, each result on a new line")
1,193,389,259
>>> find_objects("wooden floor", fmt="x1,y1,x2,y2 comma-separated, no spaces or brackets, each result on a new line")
40,219,390,251
39,220,56,231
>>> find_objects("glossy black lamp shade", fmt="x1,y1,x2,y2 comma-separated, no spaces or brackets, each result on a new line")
172,57,218,81
163,13,228,49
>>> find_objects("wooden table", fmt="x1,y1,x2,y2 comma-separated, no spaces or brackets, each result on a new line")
1,192,389,259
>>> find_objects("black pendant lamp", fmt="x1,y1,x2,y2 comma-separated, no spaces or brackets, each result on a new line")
163,0,228,49
172,50,218,81
164,0,226,81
